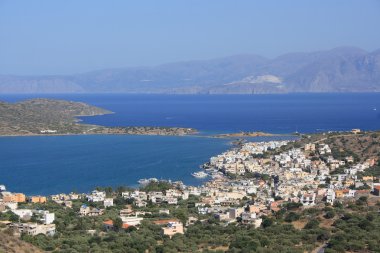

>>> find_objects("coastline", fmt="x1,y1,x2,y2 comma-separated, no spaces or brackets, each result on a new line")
0,132,198,138
1,126,379,253
3,129,378,195
1,134,299,195
0,131,295,139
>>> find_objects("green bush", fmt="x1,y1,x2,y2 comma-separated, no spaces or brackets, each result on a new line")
284,212,300,222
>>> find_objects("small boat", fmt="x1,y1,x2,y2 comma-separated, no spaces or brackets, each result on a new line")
191,171,208,178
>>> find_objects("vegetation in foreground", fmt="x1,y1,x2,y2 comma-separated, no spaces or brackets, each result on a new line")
0,192,379,253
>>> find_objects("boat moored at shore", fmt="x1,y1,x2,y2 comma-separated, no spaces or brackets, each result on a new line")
191,171,208,178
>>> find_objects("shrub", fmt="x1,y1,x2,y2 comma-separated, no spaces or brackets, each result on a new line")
284,212,300,222
304,219,319,229
324,210,336,219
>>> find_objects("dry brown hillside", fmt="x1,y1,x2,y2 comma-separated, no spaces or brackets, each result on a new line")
0,231,44,253
294,131,380,163
323,131,380,162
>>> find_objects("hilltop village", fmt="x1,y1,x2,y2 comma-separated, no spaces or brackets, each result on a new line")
1,130,380,252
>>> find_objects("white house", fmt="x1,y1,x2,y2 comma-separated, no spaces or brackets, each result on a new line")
326,189,336,204
33,210,55,224
10,222,56,236
12,209,33,220
87,190,106,202
104,198,114,208
5,202,18,210
300,193,316,206
121,215,144,226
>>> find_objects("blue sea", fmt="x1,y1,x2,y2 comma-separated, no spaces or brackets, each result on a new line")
1,93,380,195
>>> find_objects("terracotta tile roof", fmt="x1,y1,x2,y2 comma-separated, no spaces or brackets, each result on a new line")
103,220,113,225
103,219,131,229
356,190,370,193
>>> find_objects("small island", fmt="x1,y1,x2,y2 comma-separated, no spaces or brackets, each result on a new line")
213,131,278,138
0,98,197,136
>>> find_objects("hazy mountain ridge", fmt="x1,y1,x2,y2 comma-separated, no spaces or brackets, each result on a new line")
1,47,380,94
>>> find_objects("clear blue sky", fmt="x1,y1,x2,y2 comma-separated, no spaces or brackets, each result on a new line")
1,0,379,75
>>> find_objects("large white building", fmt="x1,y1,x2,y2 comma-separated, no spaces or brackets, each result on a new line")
10,223,56,236
33,210,55,224
121,215,144,226
12,209,33,220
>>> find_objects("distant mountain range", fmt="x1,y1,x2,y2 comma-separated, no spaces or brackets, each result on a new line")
1,47,380,94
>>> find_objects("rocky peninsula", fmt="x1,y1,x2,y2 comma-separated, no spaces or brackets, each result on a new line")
0,98,197,136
